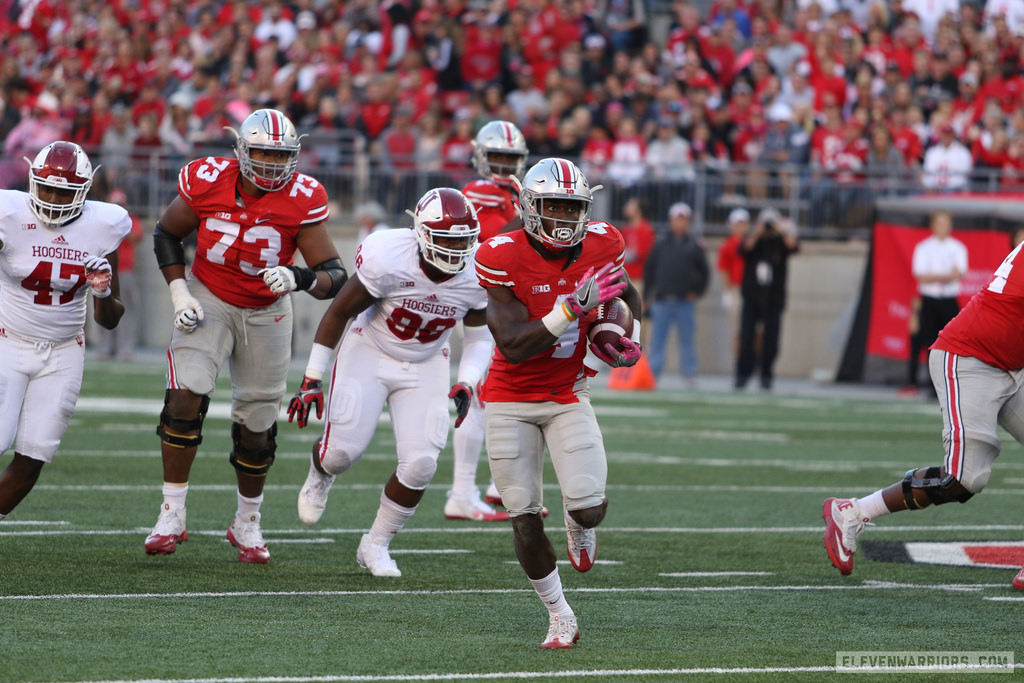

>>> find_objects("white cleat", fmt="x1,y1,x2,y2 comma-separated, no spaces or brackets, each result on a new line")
145,504,188,555
226,511,270,564
356,533,402,577
297,462,335,526
444,489,510,521
564,508,596,572
540,614,580,649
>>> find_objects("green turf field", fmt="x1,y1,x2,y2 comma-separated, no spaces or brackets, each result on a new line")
1,359,1022,682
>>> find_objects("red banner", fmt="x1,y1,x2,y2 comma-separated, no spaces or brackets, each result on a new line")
866,223,1010,360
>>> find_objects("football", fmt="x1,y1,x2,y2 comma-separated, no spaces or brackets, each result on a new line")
587,298,634,353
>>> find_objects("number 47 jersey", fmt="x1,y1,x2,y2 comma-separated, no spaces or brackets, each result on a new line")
178,156,330,308
350,229,487,362
0,190,130,342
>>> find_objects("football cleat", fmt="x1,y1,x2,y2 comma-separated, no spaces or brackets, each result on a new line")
822,497,867,575
444,489,510,522
356,534,402,577
227,511,270,564
564,508,596,572
144,504,188,555
540,614,580,649
1013,567,1024,590
297,461,336,526
484,481,502,506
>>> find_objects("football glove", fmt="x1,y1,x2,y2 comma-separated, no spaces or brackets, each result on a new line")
259,265,316,295
589,337,642,368
168,279,204,334
83,254,112,298
564,263,626,319
448,382,473,428
288,375,324,429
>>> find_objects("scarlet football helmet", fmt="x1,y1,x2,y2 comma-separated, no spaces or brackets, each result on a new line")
230,108,301,191
407,188,480,274
471,120,529,183
519,157,596,249
25,141,95,228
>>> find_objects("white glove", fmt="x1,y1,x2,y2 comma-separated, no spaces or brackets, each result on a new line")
259,266,298,295
83,254,112,298
168,279,204,333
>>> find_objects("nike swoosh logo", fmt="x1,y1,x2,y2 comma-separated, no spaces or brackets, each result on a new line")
274,316,285,322
834,531,851,562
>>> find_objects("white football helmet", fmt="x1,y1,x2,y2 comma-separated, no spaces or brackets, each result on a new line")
519,157,596,249
25,141,95,228
407,188,480,274
471,120,529,183
230,108,301,191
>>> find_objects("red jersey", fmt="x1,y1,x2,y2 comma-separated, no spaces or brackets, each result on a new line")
476,223,626,404
934,243,1024,371
621,220,655,280
177,157,329,308
461,179,519,241
716,233,745,287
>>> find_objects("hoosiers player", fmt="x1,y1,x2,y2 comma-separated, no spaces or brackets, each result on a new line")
144,109,346,564
474,158,643,648
0,142,130,519
289,188,493,577
444,120,529,522
824,239,1024,589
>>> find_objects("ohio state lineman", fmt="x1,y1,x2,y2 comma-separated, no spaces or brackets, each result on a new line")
475,157,643,648
144,109,346,564
0,141,130,519
824,239,1024,590
289,188,493,578
443,120,530,522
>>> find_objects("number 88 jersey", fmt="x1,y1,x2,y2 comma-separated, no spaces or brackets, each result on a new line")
178,156,330,308
351,229,487,362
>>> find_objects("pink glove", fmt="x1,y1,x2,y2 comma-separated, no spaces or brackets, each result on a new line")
589,337,642,368
564,263,626,319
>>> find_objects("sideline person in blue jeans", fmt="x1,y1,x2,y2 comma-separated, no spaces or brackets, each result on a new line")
642,202,709,385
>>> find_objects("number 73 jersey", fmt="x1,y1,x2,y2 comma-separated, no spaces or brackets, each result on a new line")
0,190,130,342
178,156,329,308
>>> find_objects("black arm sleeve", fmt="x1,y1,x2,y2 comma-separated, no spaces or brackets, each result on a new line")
153,222,186,268
311,258,348,298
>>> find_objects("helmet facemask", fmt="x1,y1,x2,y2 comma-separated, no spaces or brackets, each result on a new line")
518,158,597,250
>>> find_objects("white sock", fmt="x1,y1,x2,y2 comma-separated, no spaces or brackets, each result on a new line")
529,568,574,618
368,490,416,545
451,407,485,497
162,482,188,510
237,492,263,516
856,491,891,521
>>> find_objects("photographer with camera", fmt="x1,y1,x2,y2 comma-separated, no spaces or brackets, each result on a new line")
734,209,800,391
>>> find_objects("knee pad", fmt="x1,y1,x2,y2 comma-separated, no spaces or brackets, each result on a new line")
396,452,438,490
156,390,210,449
228,422,277,476
901,467,974,509
319,440,362,476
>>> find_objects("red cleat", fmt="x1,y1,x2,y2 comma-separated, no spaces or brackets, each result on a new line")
145,504,188,555
822,497,866,576
227,512,270,564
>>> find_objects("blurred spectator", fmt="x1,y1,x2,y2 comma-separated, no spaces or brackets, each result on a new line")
643,202,709,387
355,201,391,244
762,102,810,199
620,197,656,285
735,210,799,391
645,118,695,214
507,66,548,128
441,112,476,186
717,208,750,360
375,106,418,213
594,0,647,54
100,104,138,194
159,92,200,163
93,188,143,361
922,121,973,191
866,124,913,197
3,91,64,160
607,115,647,217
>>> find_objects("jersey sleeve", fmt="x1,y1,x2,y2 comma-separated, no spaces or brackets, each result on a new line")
353,230,394,299
474,234,517,288
290,173,330,226
176,157,235,214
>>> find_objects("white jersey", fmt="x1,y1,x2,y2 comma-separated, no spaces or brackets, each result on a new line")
0,190,131,342
349,228,487,362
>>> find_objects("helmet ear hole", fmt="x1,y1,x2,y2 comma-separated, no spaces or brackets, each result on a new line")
413,188,481,275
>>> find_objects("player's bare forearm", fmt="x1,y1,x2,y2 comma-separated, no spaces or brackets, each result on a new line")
485,285,562,364
311,273,375,349
296,223,345,299
620,275,643,320
93,296,125,330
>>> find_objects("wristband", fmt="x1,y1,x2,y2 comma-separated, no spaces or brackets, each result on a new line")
541,302,574,338
92,286,111,299
630,320,641,344
305,342,335,380
168,279,192,310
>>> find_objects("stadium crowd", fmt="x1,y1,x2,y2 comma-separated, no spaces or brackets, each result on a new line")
1,0,1023,230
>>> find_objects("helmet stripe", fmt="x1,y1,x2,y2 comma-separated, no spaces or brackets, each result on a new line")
269,110,282,139
501,122,513,147
557,159,574,190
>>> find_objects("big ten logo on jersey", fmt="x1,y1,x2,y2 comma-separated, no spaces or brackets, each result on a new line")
21,221,37,230
532,284,551,294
